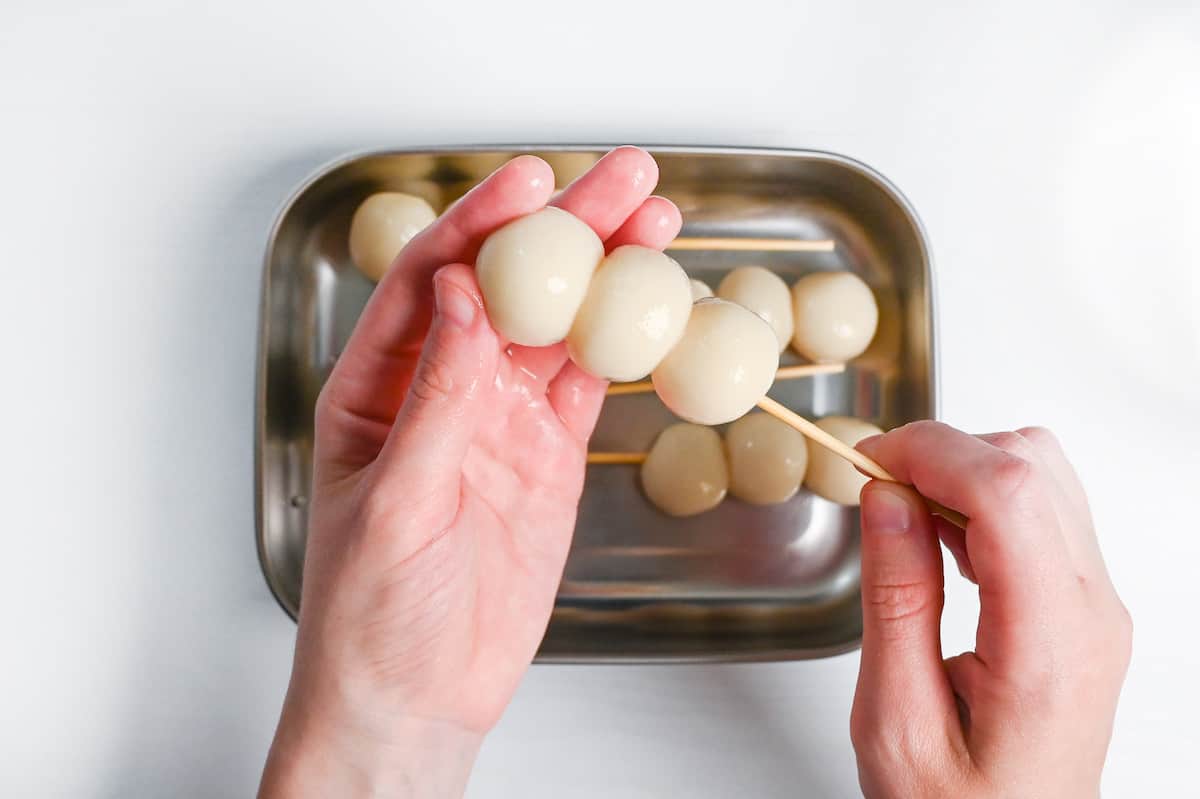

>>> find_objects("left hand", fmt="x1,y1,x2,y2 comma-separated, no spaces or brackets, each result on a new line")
259,148,681,797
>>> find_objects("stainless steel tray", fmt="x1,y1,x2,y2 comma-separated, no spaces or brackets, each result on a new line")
256,146,937,662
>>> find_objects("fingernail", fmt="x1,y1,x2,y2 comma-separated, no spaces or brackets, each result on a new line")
862,485,912,535
434,277,478,329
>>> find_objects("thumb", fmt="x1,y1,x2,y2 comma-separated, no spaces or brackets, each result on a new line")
374,264,499,503
851,481,960,749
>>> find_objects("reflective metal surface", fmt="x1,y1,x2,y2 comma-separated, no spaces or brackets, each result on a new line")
256,146,937,662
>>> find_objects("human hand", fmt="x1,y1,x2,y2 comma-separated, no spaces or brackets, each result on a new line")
259,148,680,797
850,422,1132,798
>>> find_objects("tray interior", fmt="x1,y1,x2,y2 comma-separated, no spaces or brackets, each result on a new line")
257,147,935,661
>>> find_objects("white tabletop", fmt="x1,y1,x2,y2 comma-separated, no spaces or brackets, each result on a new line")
3,1,1197,795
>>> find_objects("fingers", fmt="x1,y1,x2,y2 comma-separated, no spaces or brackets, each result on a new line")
504,343,571,394
398,155,556,295
362,154,554,351
372,265,500,512
321,147,665,474
857,421,1072,668
912,427,1099,587
856,421,1069,574
857,422,1057,529
1010,427,1108,577
976,429,1109,584
1011,427,1089,522
935,516,976,583
542,191,682,442
942,651,988,726
603,195,682,252
319,156,555,465
851,482,963,758
550,146,660,240
505,183,680,397
547,361,608,443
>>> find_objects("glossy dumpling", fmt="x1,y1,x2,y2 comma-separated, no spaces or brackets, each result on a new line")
803,416,884,505
689,279,713,301
640,423,728,516
567,246,693,381
790,271,879,363
475,207,604,346
651,299,779,425
348,192,437,282
726,412,808,504
717,266,793,352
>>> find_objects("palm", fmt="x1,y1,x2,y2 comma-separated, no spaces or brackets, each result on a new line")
300,150,679,734
429,353,591,727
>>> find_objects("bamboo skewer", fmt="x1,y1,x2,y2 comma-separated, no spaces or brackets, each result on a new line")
586,452,648,465
667,237,836,252
755,396,968,529
606,362,846,396
586,399,967,529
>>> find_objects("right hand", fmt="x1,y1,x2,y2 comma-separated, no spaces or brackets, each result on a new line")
850,422,1132,798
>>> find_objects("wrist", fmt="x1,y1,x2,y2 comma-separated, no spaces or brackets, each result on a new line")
260,686,482,798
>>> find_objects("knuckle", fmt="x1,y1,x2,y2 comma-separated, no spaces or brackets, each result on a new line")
313,386,333,425
1006,665,1064,710
850,714,943,782
359,483,398,533
864,581,940,629
1016,425,1059,451
889,419,952,455
988,452,1035,501
848,704,873,750
1115,601,1134,660
988,431,1037,460
358,474,446,538
409,349,458,405
313,384,342,436
903,419,950,439
361,479,442,538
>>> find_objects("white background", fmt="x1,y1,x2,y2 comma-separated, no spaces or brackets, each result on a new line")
3,0,1197,795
